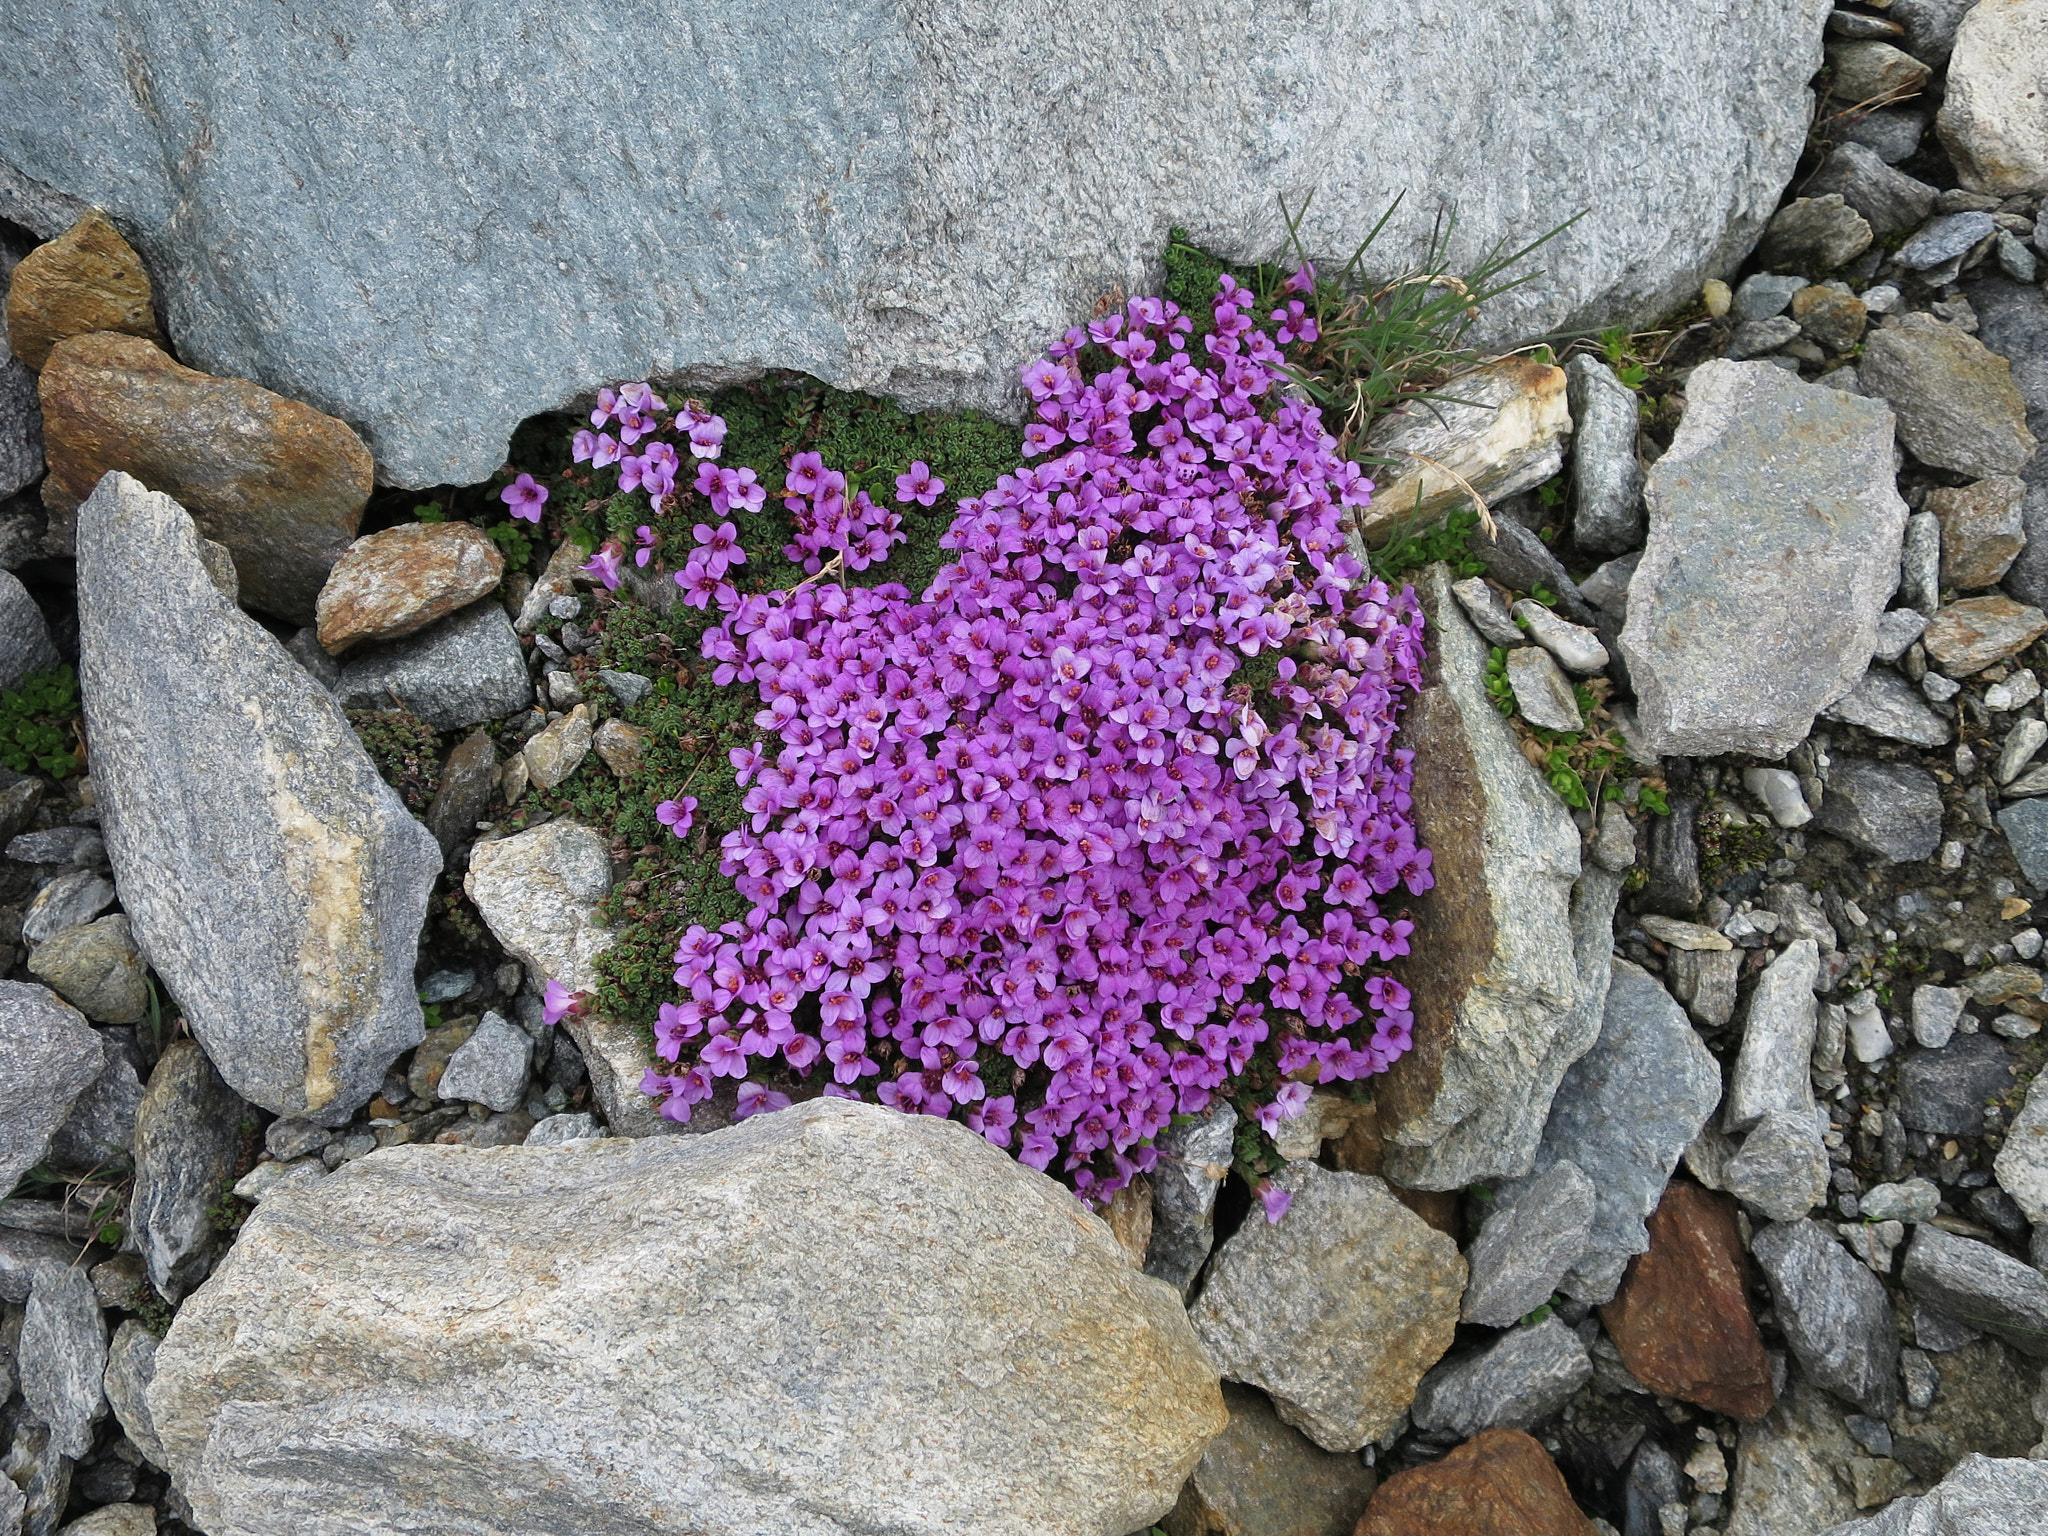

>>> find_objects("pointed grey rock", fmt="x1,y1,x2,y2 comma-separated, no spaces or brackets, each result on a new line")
127,1041,251,1302
1461,1158,1596,1326
1752,1218,1899,1417
1411,1316,1592,1438
19,1261,106,1458
0,982,103,1198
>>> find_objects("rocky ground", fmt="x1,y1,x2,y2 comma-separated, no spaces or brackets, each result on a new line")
8,6,2048,1536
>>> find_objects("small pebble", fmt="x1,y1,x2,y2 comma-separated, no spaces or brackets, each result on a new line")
1992,1012,2041,1039
1923,673,1961,703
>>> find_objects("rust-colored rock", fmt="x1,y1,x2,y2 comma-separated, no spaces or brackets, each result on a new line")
1352,1428,1593,1536
315,521,504,654
39,332,371,623
1922,594,2048,676
4,210,165,371
1601,1181,1774,1421
1930,477,2027,590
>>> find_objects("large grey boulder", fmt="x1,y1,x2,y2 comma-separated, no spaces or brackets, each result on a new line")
0,981,103,1198
1377,564,1585,1190
0,1,1827,488
146,1099,1225,1536
76,472,440,1124
1619,360,1908,758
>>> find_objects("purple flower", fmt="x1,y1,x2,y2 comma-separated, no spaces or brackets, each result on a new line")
635,525,658,567
734,1081,792,1119
1256,1180,1293,1224
656,796,698,839
691,521,745,579
580,542,624,591
894,460,945,506
500,473,549,523
541,978,576,1026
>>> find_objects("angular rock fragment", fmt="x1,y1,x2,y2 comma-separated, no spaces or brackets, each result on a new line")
1901,1224,2048,1358
149,1100,1224,1536
333,598,532,730
1410,1317,1592,1439
1144,1099,1236,1298
77,473,439,1122
523,703,592,790
42,335,373,622
128,1041,251,1302
1461,1159,1595,1326
1565,354,1643,555
1755,195,1873,269
1619,361,1907,757
28,914,147,1024
1899,1033,2013,1135
21,871,115,946
1860,314,2037,479
1354,1428,1594,1536
1923,595,2048,674
1826,38,1931,101
1506,645,1582,731
1821,664,1951,745
1937,0,2048,197
1815,757,1944,862
425,727,497,855
437,1010,530,1114
1160,1383,1377,1536
43,1029,145,1177
1819,1453,2048,1536
315,520,505,654
2,209,164,370
1189,1162,1464,1451
1723,1108,1831,1223
1993,1069,2048,1229
1726,1379,1865,1536
20,1260,106,1457
0,981,102,1198
0,568,59,691
1726,940,1820,1132
1931,476,2028,589
1752,1218,1899,1417
1807,142,1937,237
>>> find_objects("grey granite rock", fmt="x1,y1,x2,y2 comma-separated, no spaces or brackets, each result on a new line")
1993,1070,2048,1229
1753,1217,1899,1417
1727,316,1802,360
1506,644,1583,731
1899,1034,2012,1136
0,982,103,1199
1449,576,1524,647
523,1111,602,1147
1726,939,1821,1133
1820,1453,2048,1535
1891,0,1977,63
0,259,41,502
0,1226,89,1305
1164,1382,1377,1536
1807,142,1939,237
1874,607,1930,662
437,1009,530,1114
20,1262,106,1458
1734,273,1808,322
1861,314,2037,479
2000,797,2048,888
20,873,115,947
1755,194,1874,270
148,1099,1224,1536
0,0,1829,489
334,599,531,731
1816,757,1944,862
3,1412,73,1536
1898,212,1999,270
1144,1098,1236,1299
1938,0,2048,198
28,915,146,1024
78,473,440,1124
1901,1224,2048,1358
43,1030,144,1177
1836,107,1926,164
425,727,497,855
1189,1162,1463,1452
0,569,58,692
1862,1177,1941,1224
1467,518,1602,625
1619,361,1907,757
1377,566,1586,1190
1567,354,1645,555
1724,1108,1831,1223
1461,1158,1595,1326
127,1041,251,1302
1912,984,1968,1049
1499,959,1721,1304
1409,1316,1591,1439
1822,663,1953,745
1580,552,1639,618
6,826,105,869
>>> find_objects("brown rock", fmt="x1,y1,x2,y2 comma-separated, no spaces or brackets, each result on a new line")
406,1017,477,1102
1600,1181,1774,1420
1352,1429,1593,1536
1165,1383,1377,1536
1930,476,2027,589
1790,285,1868,352
4,210,164,371
39,333,371,623
1108,1174,1154,1269
1923,594,2048,675
592,716,650,777
315,522,504,654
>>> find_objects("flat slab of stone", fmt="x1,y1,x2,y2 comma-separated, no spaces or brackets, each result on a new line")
0,0,1829,488
1937,0,2048,197
332,598,532,730
147,1099,1225,1536
1357,358,1569,540
76,472,440,1124
315,520,505,654
1860,314,2037,479
3,208,163,370
1618,360,1907,758
0,980,102,1198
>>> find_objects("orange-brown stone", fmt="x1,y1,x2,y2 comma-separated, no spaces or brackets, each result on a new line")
4,210,165,371
1601,1181,1775,1421
1353,1428,1593,1536
315,521,504,654
39,332,371,623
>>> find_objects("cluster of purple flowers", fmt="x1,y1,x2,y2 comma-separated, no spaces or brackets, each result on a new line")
586,276,1432,1201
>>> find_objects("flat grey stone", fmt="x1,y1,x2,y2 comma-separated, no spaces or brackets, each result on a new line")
1914,1300,1984,1352
1449,577,1523,647
1727,316,1802,360
1580,552,1639,617
106,1316,165,1471
1734,273,1809,323
597,668,653,710
334,598,532,730
0,270,41,501
1726,939,1821,1132
1514,601,1608,673
0,0,1831,489
232,1157,328,1203
425,728,498,856
43,1029,145,1177
1899,1033,2012,1136
1409,1316,1591,1438
1861,313,2036,479
1467,519,1601,625
1897,212,1998,269
1816,757,1944,862
1753,1217,1899,1417
1619,361,1908,757
1566,356,1644,556
78,473,441,1124
1912,984,1968,1048
19,1261,106,1458
1498,959,1720,1304
1861,1177,1940,1224
523,1111,602,1147
20,872,115,946
2000,797,2048,888
1835,106,1926,164
1506,644,1583,731
1822,663,1952,745
128,1040,252,1302
1723,1108,1831,1222
1189,1162,1463,1451
28,914,147,1024
1891,0,1977,63
6,826,103,869
1807,141,1938,236
1819,1454,2048,1536
1143,1098,1236,1299
0,1225,88,1304
1993,1071,2048,1228
1461,1158,1595,1326
1755,194,1874,270
146,1099,1224,1536
0,981,103,1199
436,1009,530,1114
1900,1224,2048,1358
1874,608,1929,662
0,568,58,691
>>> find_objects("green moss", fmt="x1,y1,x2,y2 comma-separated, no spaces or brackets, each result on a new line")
0,665,81,778
346,708,441,814
1699,816,1779,888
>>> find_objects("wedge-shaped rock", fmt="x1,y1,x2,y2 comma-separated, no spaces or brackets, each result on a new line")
1620,361,1908,757
1819,1453,2048,1536
1378,565,1584,1189
41,334,372,622
76,472,440,1124
147,1099,1225,1536
315,520,505,654
0,980,102,1198
3,208,164,370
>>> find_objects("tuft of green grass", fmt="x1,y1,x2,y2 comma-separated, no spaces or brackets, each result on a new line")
0,665,81,778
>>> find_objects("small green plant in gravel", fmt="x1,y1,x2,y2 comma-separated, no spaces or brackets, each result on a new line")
346,707,441,813
0,664,81,777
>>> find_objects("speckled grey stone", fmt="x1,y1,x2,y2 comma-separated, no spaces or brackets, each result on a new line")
1753,1217,1899,1417
0,0,1830,488
1461,1157,1596,1326
28,914,147,1024
334,599,532,731
0,568,58,692
1899,1033,2013,1136
1901,1224,2048,1358
20,872,115,946
1723,1108,1831,1223
19,1260,105,1458
0,981,103,1199
78,473,440,1124
1726,939,1821,1132
1619,361,1907,758
103,1319,164,1469
437,1010,531,1114
1822,664,1952,745
147,1099,1224,1536
127,1041,251,1302
1816,757,1944,862
1861,313,2037,479
43,1029,144,1177
1807,142,1938,236
1567,354,1645,555
1818,1453,2048,1535
1143,1098,1237,1299
1410,1316,1591,1439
